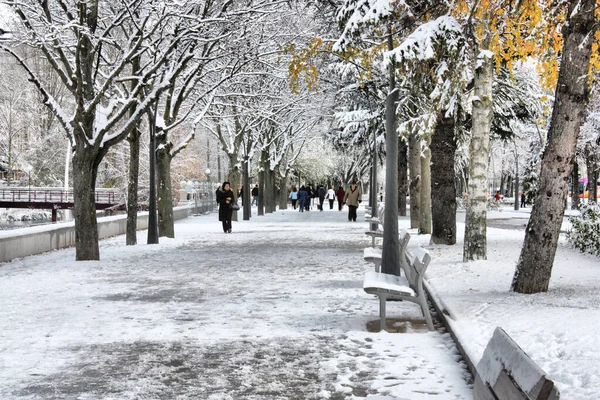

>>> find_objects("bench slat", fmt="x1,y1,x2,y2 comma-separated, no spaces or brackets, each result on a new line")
363,271,414,295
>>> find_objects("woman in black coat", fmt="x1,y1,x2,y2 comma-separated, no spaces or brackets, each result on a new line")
217,181,235,233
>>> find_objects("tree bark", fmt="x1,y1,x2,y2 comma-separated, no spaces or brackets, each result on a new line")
463,49,493,261
398,139,408,216
419,134,432,234
279,173,289,210
512,0,596,294
156,142,174,238
408,132,421,229
381,28,400,277
243,157,251,220
72,149,100,260
431,112,457,244
265,168,276,213
125,56,141,246
571,161,580,209
126,126,140,245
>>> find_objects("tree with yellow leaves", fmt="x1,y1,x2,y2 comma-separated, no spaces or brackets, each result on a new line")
512,0,600,294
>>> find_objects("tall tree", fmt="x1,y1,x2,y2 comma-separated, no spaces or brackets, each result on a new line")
2,0,192,260
512,0,600,293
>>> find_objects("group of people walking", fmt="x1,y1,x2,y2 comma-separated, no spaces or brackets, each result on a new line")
288,182,362,221
217,181,363,233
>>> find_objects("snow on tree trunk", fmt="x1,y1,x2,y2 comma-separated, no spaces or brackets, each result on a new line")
381,29,400,277
72,148,100,260
156,144,174,238
463,49,493,262
408,132,421,229
126,126,141,245
512,0,597,294
431,112,457,244
419,134,432,234
397,139,408,216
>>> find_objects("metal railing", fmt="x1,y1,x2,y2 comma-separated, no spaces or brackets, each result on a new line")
0,187,124,205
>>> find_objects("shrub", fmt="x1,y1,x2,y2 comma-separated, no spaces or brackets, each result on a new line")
567,202,600,256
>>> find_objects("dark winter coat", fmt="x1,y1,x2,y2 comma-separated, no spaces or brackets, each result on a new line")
336,187,345,201
318,186,326,200
298,188,309,201
217,189,235,221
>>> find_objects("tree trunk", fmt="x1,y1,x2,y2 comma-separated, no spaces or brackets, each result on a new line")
279,174,289,209
419,134,432,234
512,0,596,294
398,140,408,216
463,48,493,261
265,168,276,213
258,152,266,216
430,112,457,244
229,165,241,221
156,143,174,238
125,56,140,246
243,157,251,220
381,28,400,277
72,149,100,260
126,125,141,245
571,161,580,209
408,132,421,229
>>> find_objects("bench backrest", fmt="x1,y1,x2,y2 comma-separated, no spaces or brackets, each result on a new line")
403,246,430,287
474,327,559,400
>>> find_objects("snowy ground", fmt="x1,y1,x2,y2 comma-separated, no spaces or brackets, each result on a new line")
0,205,472,399
423,206,600,399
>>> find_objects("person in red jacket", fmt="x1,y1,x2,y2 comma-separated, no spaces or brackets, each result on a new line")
336,185,345,211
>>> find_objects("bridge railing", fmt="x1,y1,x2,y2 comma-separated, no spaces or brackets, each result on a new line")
0,188,124,204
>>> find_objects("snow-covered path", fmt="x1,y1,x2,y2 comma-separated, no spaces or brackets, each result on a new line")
0,206,471,399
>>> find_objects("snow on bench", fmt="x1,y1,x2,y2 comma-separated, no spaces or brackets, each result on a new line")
363,246,434,332
474,327,560,400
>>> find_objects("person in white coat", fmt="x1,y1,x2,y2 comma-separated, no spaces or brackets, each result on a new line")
326,185,336,210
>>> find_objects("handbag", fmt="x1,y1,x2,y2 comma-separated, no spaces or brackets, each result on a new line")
230,201,240,210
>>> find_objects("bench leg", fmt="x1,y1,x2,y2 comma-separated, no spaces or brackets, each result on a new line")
374,261,381,273
379,296,386,332
371,236,376,248
417,289,434,331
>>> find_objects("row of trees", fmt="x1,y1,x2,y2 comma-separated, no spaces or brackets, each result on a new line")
289,0,599,294
0,0,343,259
3,0,600,296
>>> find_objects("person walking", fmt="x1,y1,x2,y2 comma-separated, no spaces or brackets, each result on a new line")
251,184,259,206
317,185,326,211
289,186,299,209
298,185,309,212
326,185,336,210
344,182,362,222
217,181,235,233
336,185,345,211
520,192,526,208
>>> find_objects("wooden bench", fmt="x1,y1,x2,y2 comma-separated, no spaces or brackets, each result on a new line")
474,327,560,400
363,246,434,331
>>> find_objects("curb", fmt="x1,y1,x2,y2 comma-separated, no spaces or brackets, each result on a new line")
424,280,477,382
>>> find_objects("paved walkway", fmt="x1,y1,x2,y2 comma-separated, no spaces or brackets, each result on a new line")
0,206,472,399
